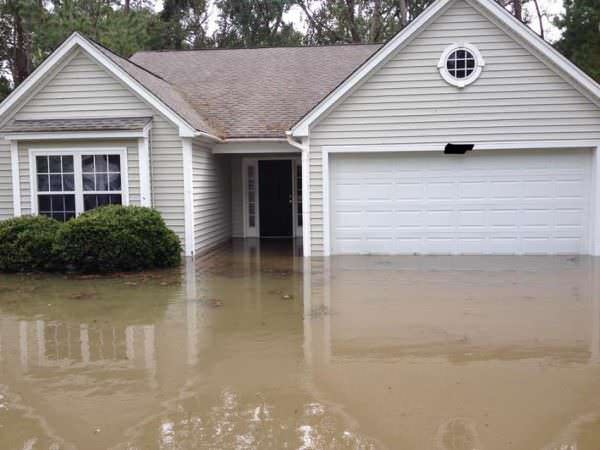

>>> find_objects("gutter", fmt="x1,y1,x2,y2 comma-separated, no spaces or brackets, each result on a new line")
285,131,308,152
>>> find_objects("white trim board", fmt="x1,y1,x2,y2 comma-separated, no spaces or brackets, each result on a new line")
4,130,147,141
290,0,600,137
10,141,21,216
182,137,195,256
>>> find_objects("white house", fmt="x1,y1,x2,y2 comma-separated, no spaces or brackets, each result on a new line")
1,0,599,257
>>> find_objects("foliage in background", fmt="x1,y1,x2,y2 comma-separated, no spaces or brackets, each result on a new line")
0,206,182,273
554,0,600,82
0,0,598,100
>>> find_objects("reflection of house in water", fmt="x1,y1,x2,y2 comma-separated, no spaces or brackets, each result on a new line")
1,247,600,449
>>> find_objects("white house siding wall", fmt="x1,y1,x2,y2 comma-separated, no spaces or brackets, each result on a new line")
308,0,600,256
192,139,232,254
6,48,186,242
230,156,244,237
0,139,12,219
17,140,140,214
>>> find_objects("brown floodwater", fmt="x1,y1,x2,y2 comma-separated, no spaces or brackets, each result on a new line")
1,239,600,450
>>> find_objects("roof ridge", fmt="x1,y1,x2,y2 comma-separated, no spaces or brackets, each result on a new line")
132,42,382,56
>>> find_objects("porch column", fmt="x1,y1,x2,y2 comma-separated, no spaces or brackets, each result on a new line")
182,137,195,256
301,138,311,256
138,123,152,207
9,140,21,216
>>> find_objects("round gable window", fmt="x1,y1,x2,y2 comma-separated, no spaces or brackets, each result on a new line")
438,43,484,88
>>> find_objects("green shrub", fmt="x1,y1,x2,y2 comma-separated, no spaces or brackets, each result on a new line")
0,215,63,272
56,205,181,273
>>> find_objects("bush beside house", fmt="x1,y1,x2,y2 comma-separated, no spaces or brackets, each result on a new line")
0,206,181,273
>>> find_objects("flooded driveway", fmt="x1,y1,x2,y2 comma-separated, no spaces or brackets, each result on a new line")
1,239,600,450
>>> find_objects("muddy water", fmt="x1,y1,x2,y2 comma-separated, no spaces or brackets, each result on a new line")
1,240,600,450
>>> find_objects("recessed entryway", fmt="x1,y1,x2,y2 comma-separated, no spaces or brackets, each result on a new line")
240,157,302,239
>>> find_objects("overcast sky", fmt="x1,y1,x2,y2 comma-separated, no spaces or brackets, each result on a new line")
154,0,565,43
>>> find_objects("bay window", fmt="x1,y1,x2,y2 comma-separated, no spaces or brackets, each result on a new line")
32,149,128,221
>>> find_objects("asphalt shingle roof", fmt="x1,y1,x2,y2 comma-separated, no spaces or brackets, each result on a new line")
129,45,381,139
1,117,152,133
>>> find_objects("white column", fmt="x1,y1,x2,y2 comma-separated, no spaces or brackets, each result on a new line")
186,259,198,366
138,123,152,207
593,145,600,256
592,259,600,364
301,140,311,256
10,140,21,216
182,137,195,256
321,148,330,257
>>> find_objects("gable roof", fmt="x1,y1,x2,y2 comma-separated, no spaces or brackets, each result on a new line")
290,0,600,137
0,33,217,139
130,45,380,139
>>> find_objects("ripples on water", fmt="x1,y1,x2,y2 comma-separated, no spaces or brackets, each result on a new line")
0,239,600,449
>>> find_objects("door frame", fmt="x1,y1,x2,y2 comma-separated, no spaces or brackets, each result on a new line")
242,156,302,238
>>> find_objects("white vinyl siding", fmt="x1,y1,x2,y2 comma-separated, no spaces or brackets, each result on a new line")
308,0,600,255
192,139,232,254
0,139,13,219
330,150,592,255
4,48,186,242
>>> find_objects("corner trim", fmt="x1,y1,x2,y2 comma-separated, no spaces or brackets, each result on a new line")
138,122,152,207
9,141,21,216
182,137,195,256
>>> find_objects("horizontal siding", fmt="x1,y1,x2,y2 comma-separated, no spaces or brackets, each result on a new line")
18,140,141,215
308,0,600,255
7,47,186,242
0,139,13,219
15,49,151,120
151,117,185,242
192,139,232,253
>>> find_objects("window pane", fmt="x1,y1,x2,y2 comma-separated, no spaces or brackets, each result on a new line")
109,173,121,191
64,194,75,211
36,156,48,174
62,156,74,172
108,155,120,172
95,155,107,172
65,212,76,221
109,194,122,205
51,195,64,211
50,174,62,191
37,175,49,192
95,173,108,191
97,194,110,207
82,155,94,173
52,212,65,222
38,195,51,212
63,174,74,191
83,174,95,191
49,156,61,173
84,194,97,211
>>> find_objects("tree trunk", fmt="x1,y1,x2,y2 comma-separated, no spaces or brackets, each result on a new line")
399,0,408,27
512,0,522,21
124,0,131,14
12,7,32,85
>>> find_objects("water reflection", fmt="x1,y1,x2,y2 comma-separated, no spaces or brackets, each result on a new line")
0,240,599,449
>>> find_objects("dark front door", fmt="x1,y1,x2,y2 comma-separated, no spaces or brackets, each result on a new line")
259,160,293,237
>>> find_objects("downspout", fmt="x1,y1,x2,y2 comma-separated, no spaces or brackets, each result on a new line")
286,131,311,257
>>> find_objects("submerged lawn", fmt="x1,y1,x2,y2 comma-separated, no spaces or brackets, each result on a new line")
1,239,600,449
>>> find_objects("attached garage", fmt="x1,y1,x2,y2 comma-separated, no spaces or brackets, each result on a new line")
330,149,593,255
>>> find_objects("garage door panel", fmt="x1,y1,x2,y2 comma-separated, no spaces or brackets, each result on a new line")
330,150,592,255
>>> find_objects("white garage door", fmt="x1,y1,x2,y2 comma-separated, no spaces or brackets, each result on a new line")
330,149,592,255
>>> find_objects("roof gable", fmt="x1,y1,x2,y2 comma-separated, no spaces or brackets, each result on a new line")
0,33,217,139
291,0,600,137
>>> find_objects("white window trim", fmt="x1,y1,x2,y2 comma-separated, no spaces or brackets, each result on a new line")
28,147,129,216
437,43,485,88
